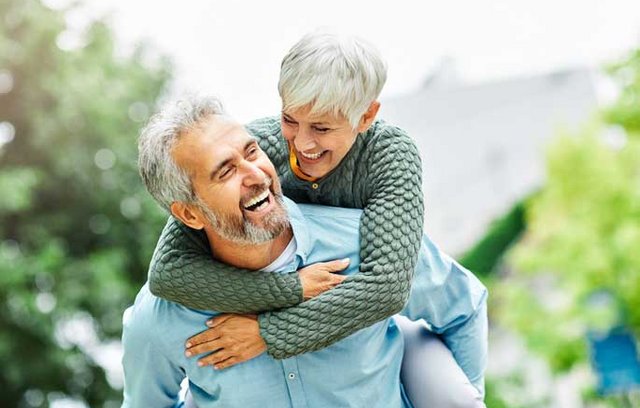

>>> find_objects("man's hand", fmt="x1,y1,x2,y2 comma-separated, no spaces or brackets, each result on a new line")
185,314,266,370
298,258,350,300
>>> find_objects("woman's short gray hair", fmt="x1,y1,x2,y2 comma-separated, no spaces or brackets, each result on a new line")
278,31,387,128
138,95,225,211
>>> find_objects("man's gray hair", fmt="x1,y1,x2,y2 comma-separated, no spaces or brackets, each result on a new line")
138,95,225,211
278,31,387,128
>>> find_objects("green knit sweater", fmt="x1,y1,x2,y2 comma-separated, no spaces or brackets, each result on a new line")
148,116,424,359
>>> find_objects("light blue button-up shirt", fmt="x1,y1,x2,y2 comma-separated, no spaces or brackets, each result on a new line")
121,199,488,408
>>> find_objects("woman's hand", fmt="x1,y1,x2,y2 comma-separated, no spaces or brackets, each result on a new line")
185,260,348,369
185,314,266,370
298,258,349,299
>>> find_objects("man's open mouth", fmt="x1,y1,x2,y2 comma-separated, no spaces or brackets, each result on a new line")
242,190,270,212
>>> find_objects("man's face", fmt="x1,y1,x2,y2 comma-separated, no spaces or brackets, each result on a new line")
281,104,360,179
172,115,289,245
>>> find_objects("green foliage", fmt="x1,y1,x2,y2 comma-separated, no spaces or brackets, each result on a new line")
0,167,41,212
0,0,171,405
497,48,640,378
460,198,527,278
604,49,640,134
483,378,510,408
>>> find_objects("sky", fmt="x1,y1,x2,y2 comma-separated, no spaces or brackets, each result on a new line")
52,0,640,122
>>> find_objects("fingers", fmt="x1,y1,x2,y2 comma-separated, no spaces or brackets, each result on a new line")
324,273,346,289
299,259,350,299
188,314,238,348
206,313,235,328
323,258,350,273
186,337,224,358
214,356,240,370
197,346,236,367
186,327,221,349
333,274,347,283
198,345,265,369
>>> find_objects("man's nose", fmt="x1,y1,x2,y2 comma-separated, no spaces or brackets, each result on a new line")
241,161,266,186
294,127,316,152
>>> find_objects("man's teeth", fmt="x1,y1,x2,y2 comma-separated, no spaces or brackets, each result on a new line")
243,190,269,209
253,200,269,211
300,151,324,160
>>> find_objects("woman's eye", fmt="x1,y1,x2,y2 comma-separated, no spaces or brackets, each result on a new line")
314,127,330,133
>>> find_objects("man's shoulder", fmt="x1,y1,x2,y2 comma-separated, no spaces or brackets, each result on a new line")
123,284,165,334
285,197,362,224
298,203,362,223
123,284,202,344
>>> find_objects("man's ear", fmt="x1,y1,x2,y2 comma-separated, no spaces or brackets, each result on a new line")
170,202,205,230
356,101,381,133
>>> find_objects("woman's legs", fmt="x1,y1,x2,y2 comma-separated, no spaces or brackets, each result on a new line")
184,388,197,408
394,316,486,408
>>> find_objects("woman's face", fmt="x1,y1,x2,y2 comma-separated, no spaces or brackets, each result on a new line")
281,105,360,179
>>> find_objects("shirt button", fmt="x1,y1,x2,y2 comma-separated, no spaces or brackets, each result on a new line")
311,183,319,190
288,373,296,380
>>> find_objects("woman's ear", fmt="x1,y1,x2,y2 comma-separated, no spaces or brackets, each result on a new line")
357,101,381,133
170,202,206,230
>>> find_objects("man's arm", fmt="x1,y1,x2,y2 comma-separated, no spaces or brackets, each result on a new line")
400,235,489,396
121,306,185,408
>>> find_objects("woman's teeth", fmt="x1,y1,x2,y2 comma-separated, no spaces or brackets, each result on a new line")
300,151,324,160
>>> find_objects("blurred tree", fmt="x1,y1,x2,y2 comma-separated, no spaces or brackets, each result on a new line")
0,0,171,406
605,48,640,133
460,198,527,279
494,46,640,376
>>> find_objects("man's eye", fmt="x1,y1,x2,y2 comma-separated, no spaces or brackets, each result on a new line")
247,148,258,159
219,167,234,179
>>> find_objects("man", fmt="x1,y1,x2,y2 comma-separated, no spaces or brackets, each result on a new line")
122,96,488,407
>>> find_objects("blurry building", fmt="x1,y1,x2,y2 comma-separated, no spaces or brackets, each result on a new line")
380,62,599,254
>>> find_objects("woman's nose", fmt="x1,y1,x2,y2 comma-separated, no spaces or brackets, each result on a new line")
294,127,316,152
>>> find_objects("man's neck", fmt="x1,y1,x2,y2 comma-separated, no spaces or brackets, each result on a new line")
204,227,294,270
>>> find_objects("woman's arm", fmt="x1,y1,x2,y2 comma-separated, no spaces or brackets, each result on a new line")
151,118,423,360
148,217,304,312
184,130,425,366
258,127,425,358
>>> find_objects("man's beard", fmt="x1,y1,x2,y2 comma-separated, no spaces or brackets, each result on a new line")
196,178,290,245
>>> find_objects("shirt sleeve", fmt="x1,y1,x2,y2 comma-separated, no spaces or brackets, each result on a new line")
400,235,489,396
121,306,186,408
258,128,425,358
148,217,303,313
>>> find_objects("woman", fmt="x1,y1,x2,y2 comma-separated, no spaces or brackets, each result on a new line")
150,31,484,407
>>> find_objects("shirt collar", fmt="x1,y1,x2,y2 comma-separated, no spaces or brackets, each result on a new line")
283,196,311,265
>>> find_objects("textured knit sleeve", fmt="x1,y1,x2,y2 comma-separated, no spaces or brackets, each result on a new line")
258,128,424,359
147,117,305,313
148,216,303,313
